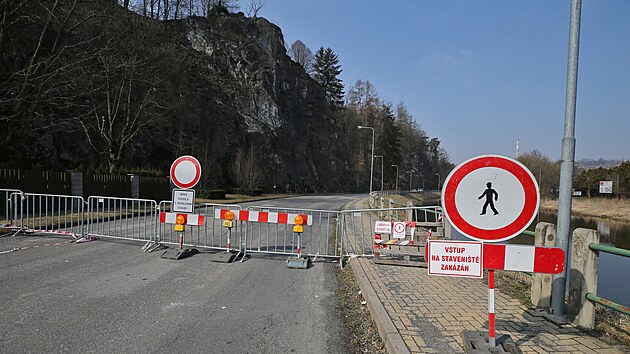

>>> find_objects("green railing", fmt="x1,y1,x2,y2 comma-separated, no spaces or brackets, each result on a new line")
587,243,630,316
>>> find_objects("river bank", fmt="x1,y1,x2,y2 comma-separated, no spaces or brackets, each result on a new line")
540,197,630,224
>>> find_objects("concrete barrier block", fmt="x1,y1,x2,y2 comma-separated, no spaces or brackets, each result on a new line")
531,222,556,308
567,228,599,329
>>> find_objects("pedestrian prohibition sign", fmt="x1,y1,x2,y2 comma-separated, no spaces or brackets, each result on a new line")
441,154,539,243
170,155,202,189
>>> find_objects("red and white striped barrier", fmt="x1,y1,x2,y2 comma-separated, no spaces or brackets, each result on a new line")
215,209,313,225
1,240,75,254
483,244,564,274
21,229,79,239
159,212,205,226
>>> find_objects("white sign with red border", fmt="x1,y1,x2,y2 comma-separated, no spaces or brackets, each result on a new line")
392,222,406,239
172,189,195,213
374,221,392,234
441,154,539,243
427,240,483,278
170,155,202,189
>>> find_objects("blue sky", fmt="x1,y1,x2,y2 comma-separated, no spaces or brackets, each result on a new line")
243,1,630,164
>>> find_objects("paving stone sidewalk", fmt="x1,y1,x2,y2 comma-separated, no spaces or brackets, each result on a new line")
346,198,627,354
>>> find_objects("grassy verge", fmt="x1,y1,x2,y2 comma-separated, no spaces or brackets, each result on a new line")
334,263,386,354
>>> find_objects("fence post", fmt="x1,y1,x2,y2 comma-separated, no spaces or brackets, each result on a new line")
69,171,83,198
441,218,452,240
531,222,556,308
129,174,140,199
567,228,599,329
406,201,413,221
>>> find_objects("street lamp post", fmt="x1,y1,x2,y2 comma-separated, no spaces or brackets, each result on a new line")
436,173,441,190
409,171,413,191
358,125,375,194
391,164,399,192
375,156,383,193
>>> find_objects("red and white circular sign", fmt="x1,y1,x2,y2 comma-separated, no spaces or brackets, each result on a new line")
170,156,202,189
441,155,539,243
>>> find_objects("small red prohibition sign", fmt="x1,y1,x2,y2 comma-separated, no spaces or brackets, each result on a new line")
170,155,201,189
442,155,539,242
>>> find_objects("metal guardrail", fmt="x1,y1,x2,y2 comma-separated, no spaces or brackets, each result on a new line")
589,242,630,258
586,242,630,316
585,293,629,316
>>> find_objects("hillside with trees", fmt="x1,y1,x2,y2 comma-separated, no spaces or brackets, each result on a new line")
0,0,453,192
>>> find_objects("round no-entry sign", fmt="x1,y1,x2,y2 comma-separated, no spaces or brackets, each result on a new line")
170,155,202,189
441,155,539,243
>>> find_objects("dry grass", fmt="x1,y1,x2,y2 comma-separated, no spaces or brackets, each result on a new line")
335,263,386,354
383,192,441,207
540,197,630,223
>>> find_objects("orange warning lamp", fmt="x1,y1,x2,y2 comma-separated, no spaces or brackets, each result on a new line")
223,210,234,228
174,214,187,232
293,215,304,233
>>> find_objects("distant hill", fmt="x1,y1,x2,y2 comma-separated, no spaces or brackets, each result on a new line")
576,158,625,170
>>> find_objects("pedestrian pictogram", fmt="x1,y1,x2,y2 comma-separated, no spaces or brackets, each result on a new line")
478,182,499,215
392,222,406,239
441,154,539,243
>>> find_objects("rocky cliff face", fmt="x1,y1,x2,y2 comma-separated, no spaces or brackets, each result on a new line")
0,4,354,192
174,12,352,192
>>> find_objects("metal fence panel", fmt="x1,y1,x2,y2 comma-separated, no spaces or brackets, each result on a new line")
157,202,243,251
341,206,443,257
13,192,85,238
1,189,22,229
86,196,158,242
242,206,343,259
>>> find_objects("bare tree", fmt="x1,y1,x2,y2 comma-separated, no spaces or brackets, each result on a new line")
246,0,264,18
76,11,181,172
0,0,100,125
288,40,313,74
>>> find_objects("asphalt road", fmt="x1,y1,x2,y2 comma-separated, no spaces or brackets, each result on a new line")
0,194,363,354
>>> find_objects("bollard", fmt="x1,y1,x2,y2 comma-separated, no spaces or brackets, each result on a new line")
531,222,556,308
567,228,599,329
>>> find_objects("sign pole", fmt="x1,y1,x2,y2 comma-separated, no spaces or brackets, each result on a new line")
488,269,496,348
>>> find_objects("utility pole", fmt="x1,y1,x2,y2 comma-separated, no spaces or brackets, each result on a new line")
375,156,384,194
552,0,582,316
391,165,399,192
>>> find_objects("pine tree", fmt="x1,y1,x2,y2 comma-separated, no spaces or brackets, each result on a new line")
377,104,402,187
312,47,344,108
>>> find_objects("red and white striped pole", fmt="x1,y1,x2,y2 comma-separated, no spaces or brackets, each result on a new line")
179,232,184,250
488,269,496,348
226,228,231,252
297,234,301,259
